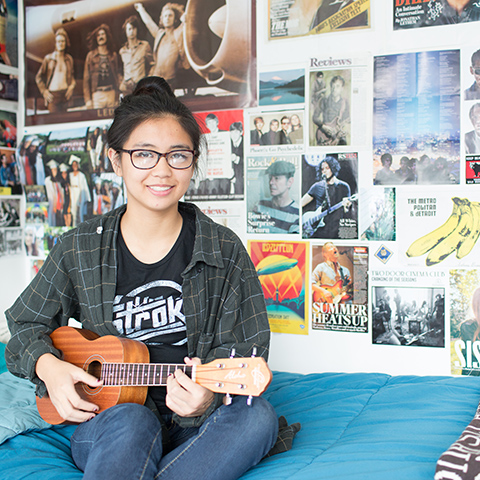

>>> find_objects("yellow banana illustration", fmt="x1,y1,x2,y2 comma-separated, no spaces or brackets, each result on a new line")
425,201,473,266
456,200,480,259
406,197,463,258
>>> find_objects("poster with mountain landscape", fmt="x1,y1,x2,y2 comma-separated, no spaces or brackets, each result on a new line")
259,69,305,106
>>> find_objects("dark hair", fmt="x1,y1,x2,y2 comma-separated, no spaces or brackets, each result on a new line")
321,156,340,177
330,75,345,87
472,49,480,67
122,15,139,35
380,153,392,166
229,121,243,133
87,24,115,51
107,76,202,171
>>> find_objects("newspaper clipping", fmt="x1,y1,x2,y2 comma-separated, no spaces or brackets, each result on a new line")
248,240,308,335
311,242,368,333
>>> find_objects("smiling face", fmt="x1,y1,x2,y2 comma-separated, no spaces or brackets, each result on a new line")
109,117,194,219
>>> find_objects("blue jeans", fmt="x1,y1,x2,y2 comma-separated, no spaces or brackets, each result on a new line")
70,396,278,480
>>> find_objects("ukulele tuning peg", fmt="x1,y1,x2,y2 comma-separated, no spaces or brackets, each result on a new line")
247,395,253,406
225,393,232,406
230,347,236,359
251,347,257,358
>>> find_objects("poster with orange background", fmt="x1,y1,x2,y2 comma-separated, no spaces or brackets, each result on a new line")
248,240,308,335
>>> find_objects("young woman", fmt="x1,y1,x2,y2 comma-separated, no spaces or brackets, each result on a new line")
5,77,279,479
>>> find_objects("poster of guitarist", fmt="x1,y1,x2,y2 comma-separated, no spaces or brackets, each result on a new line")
301,154,358,239
311,71,351,146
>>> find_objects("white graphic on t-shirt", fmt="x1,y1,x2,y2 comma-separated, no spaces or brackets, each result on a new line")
112,280,186,342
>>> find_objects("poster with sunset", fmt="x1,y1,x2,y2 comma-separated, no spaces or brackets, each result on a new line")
248,240,308,335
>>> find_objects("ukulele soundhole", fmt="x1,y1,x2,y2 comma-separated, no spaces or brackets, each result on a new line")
86,360,102,380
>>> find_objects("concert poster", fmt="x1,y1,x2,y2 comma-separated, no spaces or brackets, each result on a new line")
359,187,396,241
397,186,480,268
185,109,244,202
246,154,301,235
301,152,358,240
450,268,480,376
466,156,480,184
393,0,480,30
311,242,368,333
268,0,370,40
248,240,308,335
373,50,460,186
371,283,445,348
24,0,256,126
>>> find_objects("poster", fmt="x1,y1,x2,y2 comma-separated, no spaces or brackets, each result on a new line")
450,268,480,376
311,242,368,333
393,0,480,30
360,187,396,241
185,109,244,202
24,0,256,126
248,240,308,335
269,0,370,39
373,50,460,186
301,152,358,240
246,155,301,234
258,68,305,107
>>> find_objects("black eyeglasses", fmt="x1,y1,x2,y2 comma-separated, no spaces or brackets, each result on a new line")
119,148,195,170
474,67,480,76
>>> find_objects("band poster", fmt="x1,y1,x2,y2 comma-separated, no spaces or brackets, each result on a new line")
308,54,369,148
185,109,244,202
302,152,358,240
450,268,480,376
393,0,480,30
373,49,460,186
248,240,308,335
397,187,480,268
268,0,370,40
246,155,301,235
24,0,256,126
311,242,368,333
370,273,445,347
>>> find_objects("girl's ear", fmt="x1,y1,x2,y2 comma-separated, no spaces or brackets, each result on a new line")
108,148,123,177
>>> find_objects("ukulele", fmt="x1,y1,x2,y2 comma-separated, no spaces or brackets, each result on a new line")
36,326,272,425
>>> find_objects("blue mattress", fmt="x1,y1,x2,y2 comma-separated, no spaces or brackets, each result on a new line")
1,342,479,480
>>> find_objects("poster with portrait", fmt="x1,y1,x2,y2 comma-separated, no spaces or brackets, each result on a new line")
185,109,244,202
268,0,370,39
246,155,301,235
311,242,368,333
373,50,460,186
393,0,480,30
248,240,308,335
24,0,256,126
301,152,358,240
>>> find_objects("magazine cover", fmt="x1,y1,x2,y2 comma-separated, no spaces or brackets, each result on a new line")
246,155,301,234
373,50,460,185
248,240,308,335
311,242,368,333
450,268,480,376
24,0,256,126
268,0,370,39
301,152,358,240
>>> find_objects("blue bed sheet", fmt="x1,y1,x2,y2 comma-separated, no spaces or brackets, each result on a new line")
1,342,479,480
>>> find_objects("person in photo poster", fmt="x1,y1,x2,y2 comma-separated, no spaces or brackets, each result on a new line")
312,74,350,146
311,242,352,304
465,103,480,154
86,127,104,174
262,119,282,146
279,116,292,145
18,136,47,186
83,24,121,110
289,114,304,144
465,49,480,101
301,155,356,239
0,0,11,66
229,122,244,195
68,154,92,227
0,118,16,148
419,0,480,27
118,15,154,96
35,28,76,114
252,160,300,234
0,153,15,187
251,117,265,146
373,153,396,185
59,163,72,227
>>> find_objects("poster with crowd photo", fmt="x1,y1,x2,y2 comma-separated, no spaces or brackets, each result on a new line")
398,186,480,268
302,152,358,240
246,155,301,235
373,50,460,186
393,0,480,30
371,279,445,348
268,0,369,39
248,109,305,153
185,109,244,202
360,187,396,241
311,242,368,333
450,268,480,376
24,0,256,126
0,147,20,194
248,240,308,335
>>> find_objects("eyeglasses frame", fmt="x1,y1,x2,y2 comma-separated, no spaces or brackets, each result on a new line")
118,148,196,170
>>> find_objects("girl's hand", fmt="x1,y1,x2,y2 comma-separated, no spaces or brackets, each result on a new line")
36,353,102,423
166,357,214,417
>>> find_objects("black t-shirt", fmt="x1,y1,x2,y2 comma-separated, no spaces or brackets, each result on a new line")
113,211,196,413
